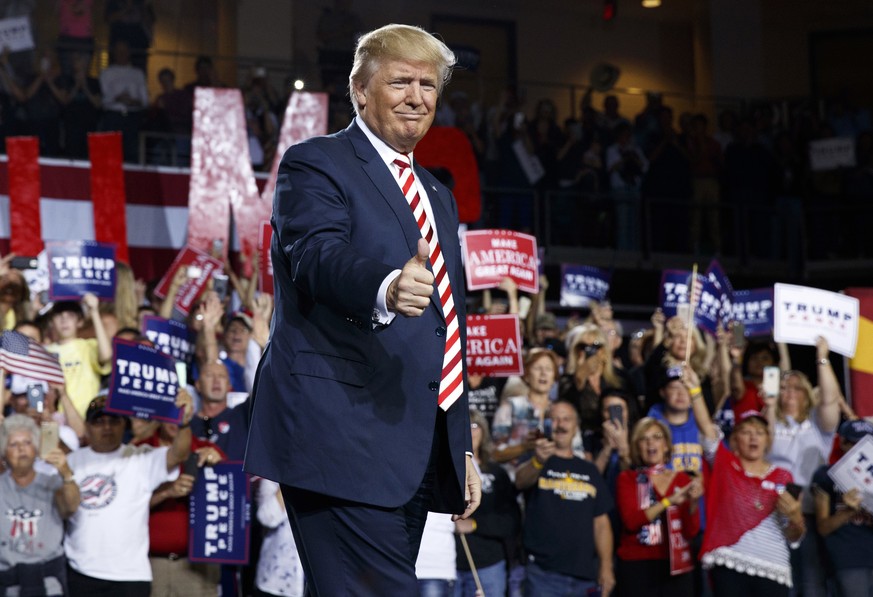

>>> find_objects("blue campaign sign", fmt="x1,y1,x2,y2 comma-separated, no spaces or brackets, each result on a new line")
47,241,116,300
659,270,692,317
188,462,251,564
705,259,734,324
143,316,195,364
106,339,182,423
695,276,722,336
732,288,775,337
560,264,611,307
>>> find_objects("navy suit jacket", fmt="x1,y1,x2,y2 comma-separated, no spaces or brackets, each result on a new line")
244,121,471,513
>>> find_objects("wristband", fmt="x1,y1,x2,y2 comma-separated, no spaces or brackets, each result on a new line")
689,386,702,397
660,497,671,508
818,358,829,366
531,457,544,470
178,420,191,429
470,519,477,532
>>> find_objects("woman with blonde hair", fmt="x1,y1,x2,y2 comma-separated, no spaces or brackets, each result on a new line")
764,336,841,596
643,314,714,412
113,261,140,331
492,348,560,463
560,324,626,437
615,417,701,597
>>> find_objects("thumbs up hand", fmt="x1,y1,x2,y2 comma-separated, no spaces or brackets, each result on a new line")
387,238,434,317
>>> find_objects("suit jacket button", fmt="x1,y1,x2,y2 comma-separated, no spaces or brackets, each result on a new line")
428,381,439,391
435,326,446,337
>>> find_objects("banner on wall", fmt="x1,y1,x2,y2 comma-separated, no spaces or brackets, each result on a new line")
773,283,859,358
462,230,539,294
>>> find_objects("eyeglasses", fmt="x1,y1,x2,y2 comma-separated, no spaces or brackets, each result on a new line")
639,433,665,443
577,342,603,357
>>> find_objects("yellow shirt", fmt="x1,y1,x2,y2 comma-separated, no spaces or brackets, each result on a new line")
47,338,111,417
2,309,14,331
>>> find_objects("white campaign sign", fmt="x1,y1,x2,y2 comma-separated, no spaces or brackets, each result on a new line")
774,283,859,358
809,137,856,172
0,17,34,53
828,435,873,514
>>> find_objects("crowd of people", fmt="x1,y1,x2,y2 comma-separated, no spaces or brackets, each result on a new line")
2,247,872,597
4,3,873,265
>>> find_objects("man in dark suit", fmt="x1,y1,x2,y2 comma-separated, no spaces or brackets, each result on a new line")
244,24,481,596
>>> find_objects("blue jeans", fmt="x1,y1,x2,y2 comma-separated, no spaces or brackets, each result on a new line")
836,568,873,597
524,561,597,597
455,561,507,597
420,579,455,597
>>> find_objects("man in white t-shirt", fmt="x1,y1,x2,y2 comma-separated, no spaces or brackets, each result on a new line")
64,391,194,597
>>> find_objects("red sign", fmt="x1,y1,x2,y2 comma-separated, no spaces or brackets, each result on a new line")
154,246,222,316
258,221,273,295
465,314,523,377
462,230,539,294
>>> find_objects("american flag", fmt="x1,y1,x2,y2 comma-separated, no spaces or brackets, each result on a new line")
0,331,66,386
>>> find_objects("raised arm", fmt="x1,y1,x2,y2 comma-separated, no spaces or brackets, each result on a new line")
814,336,841,433
166,389,194,471
683,364,719,442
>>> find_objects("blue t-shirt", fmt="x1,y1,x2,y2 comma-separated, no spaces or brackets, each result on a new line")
648,404,703,474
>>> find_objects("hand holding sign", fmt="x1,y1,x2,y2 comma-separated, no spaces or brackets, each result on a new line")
176,387,195,427
388,238,434,317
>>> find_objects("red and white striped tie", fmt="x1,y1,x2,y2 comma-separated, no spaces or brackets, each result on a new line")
393,155,463,411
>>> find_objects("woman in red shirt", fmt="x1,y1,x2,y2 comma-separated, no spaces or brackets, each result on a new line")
615,417,702,597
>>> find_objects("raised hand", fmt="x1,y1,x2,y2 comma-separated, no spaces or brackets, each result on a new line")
387,238,434,317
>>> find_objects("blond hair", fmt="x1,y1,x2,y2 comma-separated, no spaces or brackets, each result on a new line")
566,324,621,388
629,417,673,467
114,261,139,330
349,24,455,115
775,370,817,424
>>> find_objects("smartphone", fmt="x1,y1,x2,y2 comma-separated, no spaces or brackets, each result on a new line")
182,452,200,478
10,256,38,270
607,404,623,427
542,418,553,440
212,274,229,300
187,265,203,279
731,322,746,346
763,366,780,397
39,421,59,458
785,483,803,499
26,384,46,413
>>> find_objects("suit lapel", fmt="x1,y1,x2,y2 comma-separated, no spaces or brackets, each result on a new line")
345,123,449,322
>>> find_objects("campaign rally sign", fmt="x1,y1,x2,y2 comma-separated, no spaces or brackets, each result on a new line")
106,340,182,423
462,230,539,294
732,288,775,337
0,17,35,52
258,221,274,295
705,260,734,324
189,462,252,564
828,435,873,514
659,269,706,318
774,283,860,358
154,246,223,316
47,241,116,300
142,315,195,364
809,137,856,172
695,276,722,337
560,264,611,308
465,314,523,377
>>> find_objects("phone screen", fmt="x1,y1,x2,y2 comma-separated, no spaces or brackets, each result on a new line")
763,366,780,397
607,404,623,426
39,422,59,458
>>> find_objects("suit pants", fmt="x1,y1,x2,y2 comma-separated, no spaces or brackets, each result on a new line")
281,419,441,597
